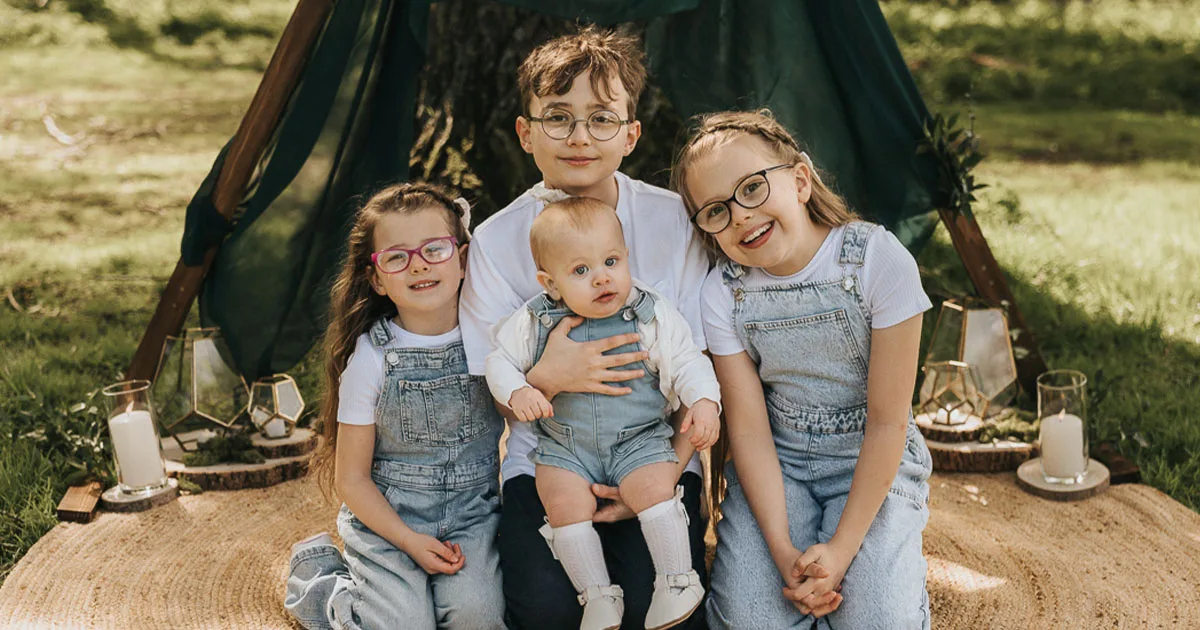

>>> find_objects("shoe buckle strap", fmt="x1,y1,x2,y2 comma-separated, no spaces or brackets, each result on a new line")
577,584,623,606
662,571,701,591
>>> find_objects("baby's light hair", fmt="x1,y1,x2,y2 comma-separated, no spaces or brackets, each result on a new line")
530,196,623,271
671,109,858,252
518,25,646,119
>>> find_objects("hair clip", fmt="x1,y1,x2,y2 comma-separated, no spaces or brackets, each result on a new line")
453,197,472,230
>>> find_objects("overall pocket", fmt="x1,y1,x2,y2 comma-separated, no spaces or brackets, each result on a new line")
538,416,575,452
744,307,869,408
397,374,472,446
612,419,671,457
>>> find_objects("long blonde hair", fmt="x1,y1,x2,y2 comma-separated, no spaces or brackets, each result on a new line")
308,182,470,499
671,109,858,256
670,110,858,519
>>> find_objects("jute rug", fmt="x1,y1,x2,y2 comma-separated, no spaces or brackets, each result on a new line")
2,473,1198,629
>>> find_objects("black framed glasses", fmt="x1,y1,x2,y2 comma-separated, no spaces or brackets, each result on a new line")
690,164,795,234
370,236,459,274
527,108,631,141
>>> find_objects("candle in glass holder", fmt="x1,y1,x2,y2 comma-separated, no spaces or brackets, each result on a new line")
109,409,167,490
1040,410,1086,482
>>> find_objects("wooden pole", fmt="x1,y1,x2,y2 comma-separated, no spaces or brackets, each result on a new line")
126,0,334,382
937,208,1049,395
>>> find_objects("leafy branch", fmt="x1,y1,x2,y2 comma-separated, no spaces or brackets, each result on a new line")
919,112,987,221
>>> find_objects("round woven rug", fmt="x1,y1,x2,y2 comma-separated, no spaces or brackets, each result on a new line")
2,473,1198,628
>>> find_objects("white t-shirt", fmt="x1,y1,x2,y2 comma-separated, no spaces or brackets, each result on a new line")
336,321,463,426
485,281,721,414
702,225,932,357
460,172,711,482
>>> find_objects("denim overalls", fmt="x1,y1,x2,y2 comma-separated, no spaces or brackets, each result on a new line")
525,288,678,486
705,222,933,630
285,319,505,630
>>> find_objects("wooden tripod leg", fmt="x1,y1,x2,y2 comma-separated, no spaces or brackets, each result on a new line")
937,208,1049,395
125,0,334,381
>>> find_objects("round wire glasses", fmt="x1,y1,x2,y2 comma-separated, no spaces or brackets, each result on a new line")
371,236,459,274
527,108,631,141
690,164,794,234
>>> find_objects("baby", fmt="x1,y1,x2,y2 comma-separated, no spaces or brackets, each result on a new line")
486,196,720,630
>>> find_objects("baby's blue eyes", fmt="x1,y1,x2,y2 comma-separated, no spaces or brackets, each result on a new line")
605,257,617,267
573,265,588,275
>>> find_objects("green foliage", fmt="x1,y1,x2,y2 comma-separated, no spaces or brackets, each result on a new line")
0,439,59,580
181,432,265,467
919,111,987,219
885,0,1200,114
978,408,1040,444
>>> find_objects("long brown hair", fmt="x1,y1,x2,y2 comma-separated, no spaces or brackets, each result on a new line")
308,182,470,499
670,110,859,520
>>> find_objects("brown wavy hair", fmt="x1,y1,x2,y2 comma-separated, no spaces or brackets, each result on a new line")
518,24,646,119
670,110,858,520
308,182,470,499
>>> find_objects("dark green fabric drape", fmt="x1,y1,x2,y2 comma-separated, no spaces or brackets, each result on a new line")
180,0,945,379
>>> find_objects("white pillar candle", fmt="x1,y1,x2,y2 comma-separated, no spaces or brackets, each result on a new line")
109,410,166,489
1040,412,1086,480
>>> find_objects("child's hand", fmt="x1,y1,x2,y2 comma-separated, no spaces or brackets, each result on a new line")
679,399,720,449
783,542,850,617
509,386,553,422
403,533,465,575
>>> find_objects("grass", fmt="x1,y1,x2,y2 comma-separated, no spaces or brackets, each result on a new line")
1,0,1199,582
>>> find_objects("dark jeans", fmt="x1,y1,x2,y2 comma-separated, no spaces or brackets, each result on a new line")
499,471,709,630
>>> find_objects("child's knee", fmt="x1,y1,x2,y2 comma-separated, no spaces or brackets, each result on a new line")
618,461,677,512
539,485,596,525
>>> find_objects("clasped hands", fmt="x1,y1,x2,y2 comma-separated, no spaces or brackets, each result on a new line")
777,542,850,618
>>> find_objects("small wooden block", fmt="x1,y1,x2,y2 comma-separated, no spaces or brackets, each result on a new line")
925,437,1035,473
915,412,987,443
100,478,180,513
56,482,103,523
1016,458,1110,501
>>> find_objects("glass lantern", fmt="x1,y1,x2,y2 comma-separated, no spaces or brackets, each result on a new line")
151,327,249,451
1037,369,1089,484
921,298,1019,417
917,360,984,425
102,380,169,494
249,374,305,439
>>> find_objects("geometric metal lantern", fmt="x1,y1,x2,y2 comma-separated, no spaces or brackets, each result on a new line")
920,298,1019,418
249,374,304,439
150,327,249,451
918,360,985,424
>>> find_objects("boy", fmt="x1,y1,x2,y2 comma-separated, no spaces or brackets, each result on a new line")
486,198,719,630
459,26,711,630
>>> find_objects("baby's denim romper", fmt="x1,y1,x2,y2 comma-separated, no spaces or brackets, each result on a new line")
525,288,678,486
706,222,933,630
286,319,505,630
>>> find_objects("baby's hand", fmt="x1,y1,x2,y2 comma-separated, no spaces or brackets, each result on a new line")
509,386,553,422
679,399,720,449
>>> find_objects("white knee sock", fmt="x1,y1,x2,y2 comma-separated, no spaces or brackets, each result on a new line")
638,486,692,575
545,520,611,593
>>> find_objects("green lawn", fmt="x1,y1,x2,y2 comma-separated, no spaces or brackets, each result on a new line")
2,0,1199,580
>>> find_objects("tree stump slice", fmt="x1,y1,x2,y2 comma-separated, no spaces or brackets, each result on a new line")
251,428,318,459
926,437,1036,473
1016,458,1110,501
100,478,179,513
165,453,311,491
915,412,986,443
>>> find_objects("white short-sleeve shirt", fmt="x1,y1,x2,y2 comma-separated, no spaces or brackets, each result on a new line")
460,172,711,482
336,321,463,426
702,225,932,357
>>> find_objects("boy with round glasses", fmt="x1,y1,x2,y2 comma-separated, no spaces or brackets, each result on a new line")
460,25,712,630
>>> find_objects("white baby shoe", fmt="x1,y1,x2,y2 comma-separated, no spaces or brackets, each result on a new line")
644,570,704,630
578,584,624,630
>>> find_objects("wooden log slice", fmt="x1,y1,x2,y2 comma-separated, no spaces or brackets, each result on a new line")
916,412,987,443
925,437,1036,473
251,428,318,459
100,478,180,513
165,453,310,491
1016,458,1110,501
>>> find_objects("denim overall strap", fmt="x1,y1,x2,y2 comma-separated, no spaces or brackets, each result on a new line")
626,286,657,325
368,316,395,348
837,221,880,327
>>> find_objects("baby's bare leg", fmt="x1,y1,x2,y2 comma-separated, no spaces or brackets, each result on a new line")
617,461,677,514
536,464,597,527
